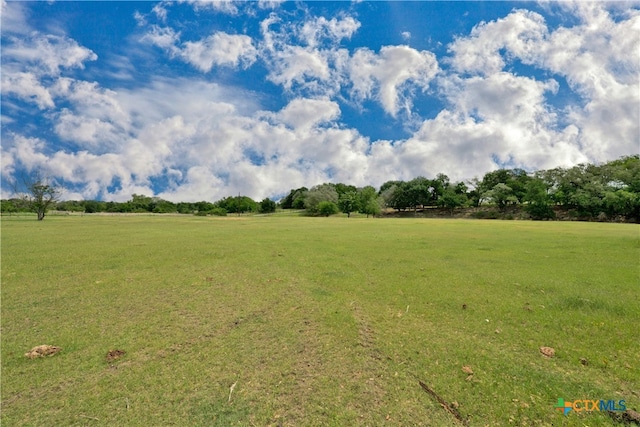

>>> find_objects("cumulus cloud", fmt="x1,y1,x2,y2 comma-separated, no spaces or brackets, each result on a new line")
2,33,97,76
187,0,239,15
1,72,55,109
142,26,257,72
446,4,639,163
448,9,547,75
277,98,341,130
260,14,354,96
298,16,361,48
180,32,258,71
2,2,637,202
0,31,97,111
141,25,180,49
349,45,439,117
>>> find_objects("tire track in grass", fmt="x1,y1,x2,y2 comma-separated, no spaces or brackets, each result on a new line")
351,300,470,426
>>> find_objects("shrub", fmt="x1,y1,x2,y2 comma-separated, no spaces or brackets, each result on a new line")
210,207,228,216
317,201,339,217
526,203,556,220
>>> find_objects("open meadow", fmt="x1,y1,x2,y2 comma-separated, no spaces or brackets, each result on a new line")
1,215,638,426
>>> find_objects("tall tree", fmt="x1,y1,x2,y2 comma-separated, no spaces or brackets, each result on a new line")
524,177,555,220
338,191,359,218
357,186,381,217
437,183,468,214
304,184,338,214
259,198,277,214
15,174,61,221
485,183,517,211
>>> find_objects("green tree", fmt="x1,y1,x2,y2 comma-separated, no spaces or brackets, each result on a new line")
216,196,258,214
15,174,61,221
259,198,277,214
280,187,308,209
338,191,359,218
152,198,177,213
407,176,432,210
357,186,381,217
524,178,555,220
362,198,382,217
130,194,153,212
0,199,19,214
485,183,517,212
437,184,468,214
304,184,338,214
195,201,215,214
334,183,357,198
317,201,339,217
381,182,411,211
83,200,106,213
176,202,196,214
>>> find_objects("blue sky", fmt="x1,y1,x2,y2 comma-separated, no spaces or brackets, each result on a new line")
2,1,638,202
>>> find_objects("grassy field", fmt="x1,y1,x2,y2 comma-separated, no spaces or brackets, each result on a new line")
1,215,638,426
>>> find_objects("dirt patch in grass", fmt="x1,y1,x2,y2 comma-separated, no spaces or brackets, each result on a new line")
106,349,126,362
24,345,62,359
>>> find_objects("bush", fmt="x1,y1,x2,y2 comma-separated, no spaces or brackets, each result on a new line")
259,198,277,214
474,210,500,219
210,207,228,216
317,201,339,217
526,203,556,220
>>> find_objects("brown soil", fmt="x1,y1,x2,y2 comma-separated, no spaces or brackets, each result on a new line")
106,349,126,362
24,345,62,359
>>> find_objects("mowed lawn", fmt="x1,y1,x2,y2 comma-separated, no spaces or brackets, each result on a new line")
1,215,638,426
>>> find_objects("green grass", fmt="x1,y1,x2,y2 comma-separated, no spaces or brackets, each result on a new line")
1,216,638,426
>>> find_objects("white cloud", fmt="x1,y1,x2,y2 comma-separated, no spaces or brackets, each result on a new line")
1,72,55,109
180,32,257,71
3,135,50,174
2,33,97,76
446,4,640,163
186,0,239,15
142,26,257,72
448,9,547,75
257,0,285,10
349,45,439,117
266,45,332,90
141,25,181,50
0,31,98,111
277,98,341,130
0,0,31,35
401,31,411,41
298,16,361,48
260,15,354,97
3,3,637,203
152,2,169,22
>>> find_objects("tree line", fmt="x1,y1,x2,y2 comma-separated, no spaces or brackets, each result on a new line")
2,155,638,222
